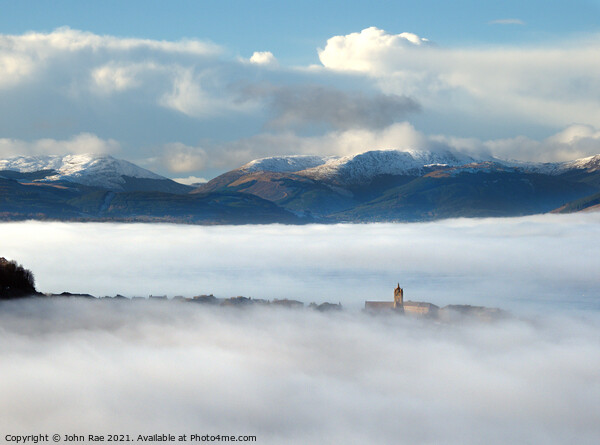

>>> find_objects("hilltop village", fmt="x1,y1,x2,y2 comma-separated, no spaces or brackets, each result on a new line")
1,257,504,321
365,284,505,322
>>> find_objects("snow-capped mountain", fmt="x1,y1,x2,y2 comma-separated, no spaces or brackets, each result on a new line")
242,155,333,173
0,154,169,191
196,147,600,221
497,154,600,175
299,149,480,183
561,154,600,172
238,149,600,183
241,149,481,184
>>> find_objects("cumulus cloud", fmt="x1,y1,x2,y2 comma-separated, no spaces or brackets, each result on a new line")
0,133,120,158
318,26,431,73
0,27,250,145
241,84,419,130
318,27,600,129
248,51,278,66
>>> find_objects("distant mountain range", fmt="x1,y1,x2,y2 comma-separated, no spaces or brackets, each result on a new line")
197,149,600,221
0,154,299,224
1,150,599,224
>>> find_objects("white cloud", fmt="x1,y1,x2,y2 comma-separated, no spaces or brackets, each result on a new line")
2,26,219,57
0,27,247,126
160,142,208,173
0,27,220,89
438,123,600,162
0,53,35,87
91,62,154,93
318,26,430,73
206,122,600,168
171,175,208,185
199,122,427,168
0,133,120,158
249,51,278,66
318,27,600,129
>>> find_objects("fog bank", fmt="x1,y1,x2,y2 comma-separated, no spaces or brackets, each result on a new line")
1,214,600,311
0,299,598,444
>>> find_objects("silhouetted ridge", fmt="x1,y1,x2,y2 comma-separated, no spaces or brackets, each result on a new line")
0,257,39,298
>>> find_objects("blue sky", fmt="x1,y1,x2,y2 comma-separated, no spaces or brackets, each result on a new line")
0,0,599,181
3,0,599,61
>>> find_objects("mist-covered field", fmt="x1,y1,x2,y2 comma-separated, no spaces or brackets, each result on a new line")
1,214,600,444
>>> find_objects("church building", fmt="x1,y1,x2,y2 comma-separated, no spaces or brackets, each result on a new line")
365,283,438,317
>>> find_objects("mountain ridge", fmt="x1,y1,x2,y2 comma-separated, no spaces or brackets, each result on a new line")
2,149,600,223
197,148,600,221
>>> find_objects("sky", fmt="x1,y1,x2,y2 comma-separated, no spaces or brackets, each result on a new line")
0,1,600,181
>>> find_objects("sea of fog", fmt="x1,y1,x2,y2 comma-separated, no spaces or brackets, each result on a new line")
1,214,600,311
1,215,600,444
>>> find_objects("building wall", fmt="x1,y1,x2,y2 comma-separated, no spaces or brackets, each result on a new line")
365,301,395,311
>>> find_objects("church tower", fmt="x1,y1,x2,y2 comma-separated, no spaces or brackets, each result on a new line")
394,283,404,309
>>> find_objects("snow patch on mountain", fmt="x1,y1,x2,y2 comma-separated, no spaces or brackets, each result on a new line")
563,154,600,172
504,154,600,175
298,149,479,183
0,154,164,190
242,155,334,173
242,149,480,183
241,149,600,183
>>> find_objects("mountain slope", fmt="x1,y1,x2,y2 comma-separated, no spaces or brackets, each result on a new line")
334,171,596,221
196,149,600,221
552,190,600,214
0,154,301,224
0,154,192,194
2,149,599,224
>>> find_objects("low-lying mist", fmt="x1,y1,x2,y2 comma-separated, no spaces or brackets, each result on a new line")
1,215,599,443
1,213,599,311
0,299,598,444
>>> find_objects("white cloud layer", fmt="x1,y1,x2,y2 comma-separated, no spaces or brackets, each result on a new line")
1,217,598,442
0,279,599,443
192,122,600,170
171,175,208,185
1,215,599,310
